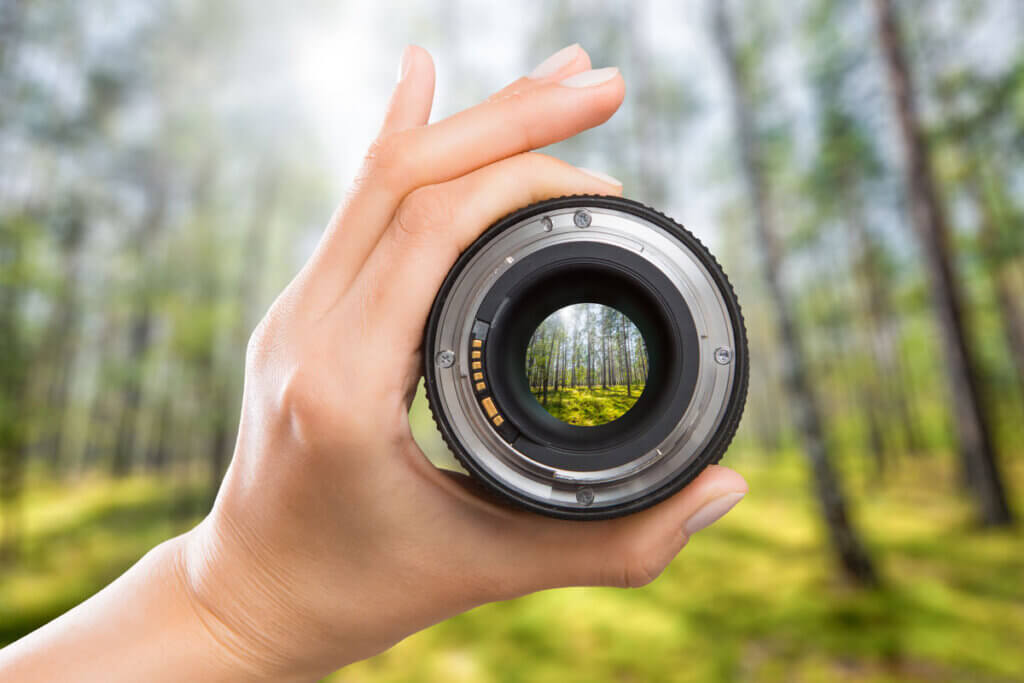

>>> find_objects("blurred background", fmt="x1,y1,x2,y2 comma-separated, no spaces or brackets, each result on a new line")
1,0,1022,680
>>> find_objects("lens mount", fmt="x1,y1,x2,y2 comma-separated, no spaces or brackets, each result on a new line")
424,196,748,519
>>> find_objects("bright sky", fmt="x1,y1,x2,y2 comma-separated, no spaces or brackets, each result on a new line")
275,1,729,249
252,0,1022,264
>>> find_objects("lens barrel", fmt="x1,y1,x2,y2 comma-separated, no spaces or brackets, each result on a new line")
424,196,747,519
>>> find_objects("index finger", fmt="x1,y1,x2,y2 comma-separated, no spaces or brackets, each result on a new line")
299,57,624,308
371,66,624,200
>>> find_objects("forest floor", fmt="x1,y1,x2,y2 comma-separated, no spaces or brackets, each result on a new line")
3,449,1023,682
531,384,645,426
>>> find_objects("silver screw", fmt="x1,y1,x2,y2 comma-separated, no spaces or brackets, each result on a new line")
573,210,592,228
714,346,733,365
505,256,515,264
436,350,455,368
541,216,553,232
576,488,595,505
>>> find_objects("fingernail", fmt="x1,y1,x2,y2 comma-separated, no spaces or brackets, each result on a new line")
559,66,619,88
684,492,745,536
397,46,412,83
578,167,622,186
528,43,581,80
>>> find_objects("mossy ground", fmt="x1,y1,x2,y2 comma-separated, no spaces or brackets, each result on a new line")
3,447,1022,682
532,384,645,426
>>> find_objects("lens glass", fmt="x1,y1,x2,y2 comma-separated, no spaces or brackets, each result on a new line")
524,303,649,426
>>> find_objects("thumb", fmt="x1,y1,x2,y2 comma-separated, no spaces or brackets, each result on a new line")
503,465,748,592
379,45,435,135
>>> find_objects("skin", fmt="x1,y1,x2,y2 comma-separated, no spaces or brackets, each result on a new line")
0,45,748,682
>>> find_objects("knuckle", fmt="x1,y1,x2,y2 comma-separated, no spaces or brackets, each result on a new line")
518,150,558,167
275,366,320,432
362,131,414,190
275,365,366,450
244,295,296,370
512,152,567,183
245,311,282,371
507,93,541,150
245,318,270,366
394,185,454,240
488,89,538,151
616,539,667,589
622,555,664,589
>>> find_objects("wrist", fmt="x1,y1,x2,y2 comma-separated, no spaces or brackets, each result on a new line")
0,528,269,683
175,517,319,682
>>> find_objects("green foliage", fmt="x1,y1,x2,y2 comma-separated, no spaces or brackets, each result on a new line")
2,0,1024,677
0,474,206,643
4,456,1022,682
330,452,1024,682
533,385,644,427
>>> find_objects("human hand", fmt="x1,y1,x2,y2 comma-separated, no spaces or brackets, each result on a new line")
181,44,749,681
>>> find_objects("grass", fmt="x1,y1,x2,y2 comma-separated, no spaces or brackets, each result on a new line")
0,473,208,644
532,384,645,426
326,450,1024,682
2,448,1022,682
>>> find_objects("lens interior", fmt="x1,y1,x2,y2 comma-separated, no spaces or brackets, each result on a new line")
525,303,648,426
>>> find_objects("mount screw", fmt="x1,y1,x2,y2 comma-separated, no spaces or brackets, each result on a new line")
436,350,455,368
714,347,733,365
541,216,553,232
573,210,592,228
576,488,595,505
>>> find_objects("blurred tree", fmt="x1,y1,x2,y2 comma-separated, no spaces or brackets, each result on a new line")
206,167,279,506
111,163,169,477
0,218,34,563
712,0,878,585
933,61,1024,406
803,0,924,464
870,0,1012,525
30,198,87,470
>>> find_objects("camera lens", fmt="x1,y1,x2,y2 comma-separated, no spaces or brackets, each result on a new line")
424,196,748,519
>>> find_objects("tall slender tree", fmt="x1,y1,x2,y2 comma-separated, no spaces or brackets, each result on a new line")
620,311,633,397
870,0,1012,525
0,219,33,563
712,0,878,584
802,0,924,459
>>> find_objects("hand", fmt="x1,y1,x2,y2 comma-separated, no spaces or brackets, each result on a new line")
182,44,748,679
0,44,748,683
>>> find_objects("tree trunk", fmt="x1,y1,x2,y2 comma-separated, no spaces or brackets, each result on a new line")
35,211,86,470
587,325,593,389
565,337,573,389
146,395,172,470
554,337,560,393
970,174,1024,401
843,181,925,455
542,334,555,405
111,174,168,477
111,307,153,476
620,313,633,397
0,223,29,563
639,337,648,384
871,0,1012,525
206,170,278,508
713,1,879,585
602,333,608,389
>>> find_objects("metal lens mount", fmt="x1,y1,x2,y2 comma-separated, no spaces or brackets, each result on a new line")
424,196,748,519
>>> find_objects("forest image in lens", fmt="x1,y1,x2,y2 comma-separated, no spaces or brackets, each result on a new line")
525,304,649,426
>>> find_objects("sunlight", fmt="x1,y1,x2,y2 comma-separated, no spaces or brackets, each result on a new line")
289,4,387,182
